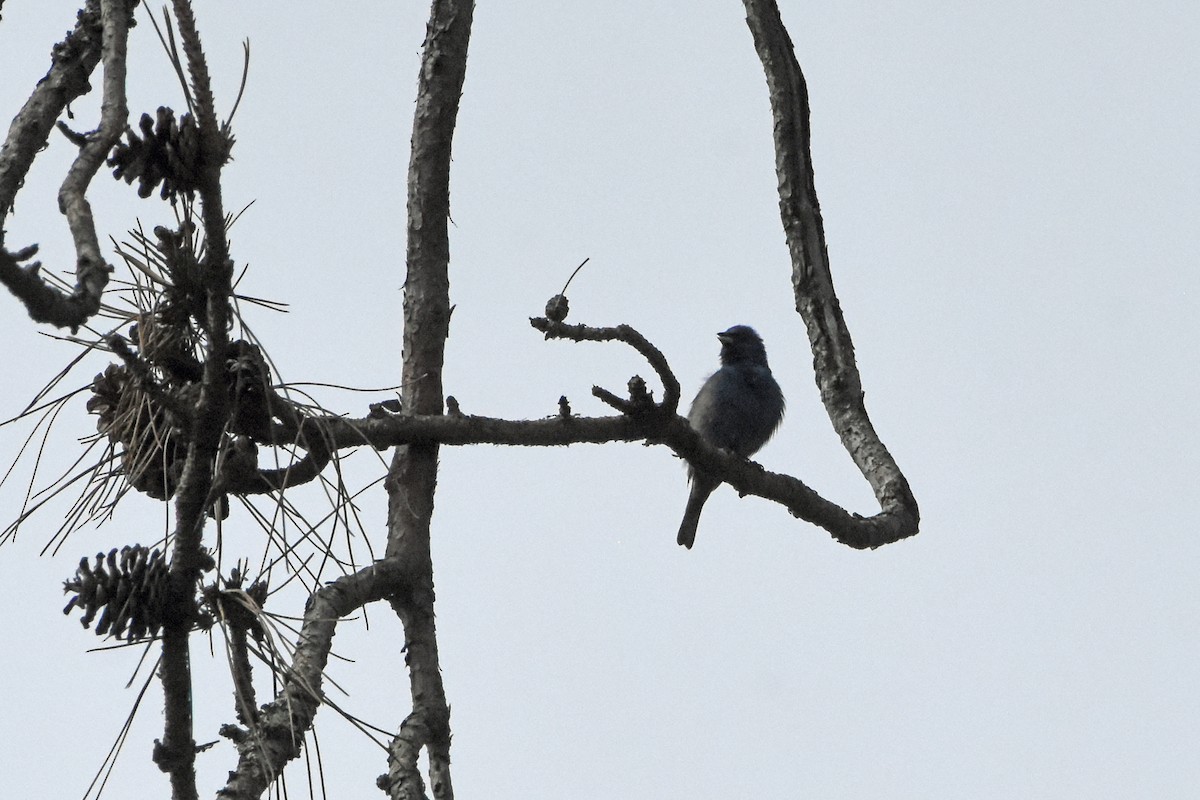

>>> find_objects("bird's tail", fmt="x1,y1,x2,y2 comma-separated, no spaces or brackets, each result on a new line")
676,510,700,549
677,476,717,549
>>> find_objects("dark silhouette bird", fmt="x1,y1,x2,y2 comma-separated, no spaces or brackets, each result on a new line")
677,325,784,549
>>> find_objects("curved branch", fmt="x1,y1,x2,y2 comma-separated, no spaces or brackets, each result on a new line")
217,561,414,800
215,383,336,496
743,0,919,545
530,316,681,415
0,1,103,223
274,302,903,548
55,0,133,324
297,403,889,549
236,450,330,493
0,0,130,331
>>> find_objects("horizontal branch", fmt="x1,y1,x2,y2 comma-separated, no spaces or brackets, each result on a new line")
297,406,907,550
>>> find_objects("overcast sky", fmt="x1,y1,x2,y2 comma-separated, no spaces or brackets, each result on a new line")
1,2,1197,798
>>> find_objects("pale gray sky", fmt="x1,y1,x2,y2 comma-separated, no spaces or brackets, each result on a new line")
1,2,1197,798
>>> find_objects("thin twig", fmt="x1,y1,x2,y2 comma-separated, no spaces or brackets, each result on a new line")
530,317,681,415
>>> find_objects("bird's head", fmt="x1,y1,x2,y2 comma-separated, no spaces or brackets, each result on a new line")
717,325,769,367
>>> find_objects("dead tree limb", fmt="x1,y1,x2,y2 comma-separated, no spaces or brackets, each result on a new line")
153,2,237,798
0,0,134,331
743,0,919,546
217,562,417,799
215,2,475,798
380,2,474,798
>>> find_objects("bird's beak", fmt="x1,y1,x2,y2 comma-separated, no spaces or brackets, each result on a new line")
716,331,731,344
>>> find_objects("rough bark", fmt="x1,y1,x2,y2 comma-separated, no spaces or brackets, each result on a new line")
742,0,920,546
217,3,475,797
0,0,133,331
379,2,474,798
154,3,236,798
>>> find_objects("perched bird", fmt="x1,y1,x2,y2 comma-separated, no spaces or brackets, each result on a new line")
677,325,785,549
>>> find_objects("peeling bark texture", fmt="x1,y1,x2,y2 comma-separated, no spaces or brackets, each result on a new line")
743,0,919,545
379,2,473,799
0,0,135,331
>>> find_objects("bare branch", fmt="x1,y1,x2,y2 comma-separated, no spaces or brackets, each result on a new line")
296,398,892,549
530,317,681,415
151,4,239,797
272,306,898,549
55,0,134,322
0,3,923,795
742,0,919,546
0,1,102,223
217,561,414,799
380,2,474,798
0,0,135,331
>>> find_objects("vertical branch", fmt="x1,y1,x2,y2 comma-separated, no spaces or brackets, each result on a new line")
169,0,232,303
742,0,919,539
55,0,134,322
152,3,236,798
380,1,473,799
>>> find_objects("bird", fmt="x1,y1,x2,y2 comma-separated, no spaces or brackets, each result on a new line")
677,325,785,549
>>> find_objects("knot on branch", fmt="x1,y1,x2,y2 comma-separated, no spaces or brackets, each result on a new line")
108,106,234,201
62,545,169,641
50,2,104,65
218,723,249,744
544,293,569,322
152,737,195,774
368,398,403,417
592,374,659,417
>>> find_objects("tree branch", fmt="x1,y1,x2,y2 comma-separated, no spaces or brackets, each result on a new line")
153,3,238,798
531,317,681,416
54,0,134,324
378,2,473,798
743,0,919,546
0,0,133,331
234,304,892,548
296,394,890,549
0,1,102,223
217,561,415,799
